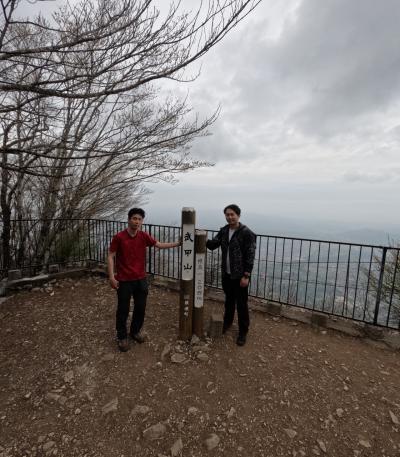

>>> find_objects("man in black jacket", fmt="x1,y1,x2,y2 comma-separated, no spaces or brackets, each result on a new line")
206,204,256,346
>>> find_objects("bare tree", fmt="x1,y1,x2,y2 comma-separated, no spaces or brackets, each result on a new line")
365,246,400,326
1,1,259,100
1,0,260,174
0,0,260,273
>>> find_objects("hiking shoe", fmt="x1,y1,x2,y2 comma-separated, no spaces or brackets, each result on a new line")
131,332,146,344
118,339,129,352
236,334,247,346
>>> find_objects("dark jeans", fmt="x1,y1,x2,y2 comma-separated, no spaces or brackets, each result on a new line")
116,279,148,340
221,273,249,336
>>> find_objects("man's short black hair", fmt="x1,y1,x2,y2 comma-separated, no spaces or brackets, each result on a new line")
223,204,241,216
128,207,145,219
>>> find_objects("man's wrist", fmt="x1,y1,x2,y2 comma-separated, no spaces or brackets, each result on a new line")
243,272,250,279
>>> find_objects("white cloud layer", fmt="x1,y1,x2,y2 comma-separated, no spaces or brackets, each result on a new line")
146,0,400,241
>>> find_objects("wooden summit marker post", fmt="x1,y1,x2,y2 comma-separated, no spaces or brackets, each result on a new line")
193,230,207,337
179,208,195,340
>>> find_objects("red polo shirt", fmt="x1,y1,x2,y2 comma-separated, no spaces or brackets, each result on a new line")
109,229,157,281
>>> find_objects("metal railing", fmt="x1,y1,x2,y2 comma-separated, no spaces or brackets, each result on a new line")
0,219,93,277
1,219,399,329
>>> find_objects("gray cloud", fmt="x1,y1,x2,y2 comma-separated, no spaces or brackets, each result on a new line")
243,0,400,137
342,168,400,184
195,0,400,140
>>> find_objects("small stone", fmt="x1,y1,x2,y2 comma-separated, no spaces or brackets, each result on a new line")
131,405,151,416
284,428,297,439
336,408,344,418
226,407,236,418
191,334,200,345
192,345,204,353
204,434,220,451
197,353,209,362
170,438,183,456
327,414,335,424
359,440,371,448
64,371,74,383
82,390,94,402
171,353,187,364
102,398,118,415
74,408,81,415
45,393,60,403
317,439,327,453
143,423,167,441
389,410,400,425
101,353,115,362
187,407,198,415
42,441,56,452
161,344,171,361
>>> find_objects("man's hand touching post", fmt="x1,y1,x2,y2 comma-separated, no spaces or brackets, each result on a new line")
155,238,182,249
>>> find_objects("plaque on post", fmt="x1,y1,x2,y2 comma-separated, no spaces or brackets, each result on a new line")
193,230,207,337
179,208,195,340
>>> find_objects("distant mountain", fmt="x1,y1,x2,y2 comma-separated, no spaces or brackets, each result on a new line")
330,229,399,246
145,206,400,246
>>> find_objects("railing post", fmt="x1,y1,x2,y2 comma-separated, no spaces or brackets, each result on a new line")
148,224,153,274
373,247,387,325
87,219,92,261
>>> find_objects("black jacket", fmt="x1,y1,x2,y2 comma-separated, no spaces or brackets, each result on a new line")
206,223,256,279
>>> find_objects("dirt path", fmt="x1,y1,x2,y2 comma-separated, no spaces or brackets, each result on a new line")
1,276,400,457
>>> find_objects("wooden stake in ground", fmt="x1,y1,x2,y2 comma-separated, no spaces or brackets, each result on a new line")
179,208,195,340
193,230,207,337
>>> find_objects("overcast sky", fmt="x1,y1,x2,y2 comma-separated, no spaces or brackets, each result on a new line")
143,0,400,241
21,0,400,240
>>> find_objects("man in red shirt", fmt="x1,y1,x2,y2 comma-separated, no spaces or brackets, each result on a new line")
108,208,180,352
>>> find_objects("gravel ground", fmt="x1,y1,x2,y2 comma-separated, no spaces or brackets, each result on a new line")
1,275,400,457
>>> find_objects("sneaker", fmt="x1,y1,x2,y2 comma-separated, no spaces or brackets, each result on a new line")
131,332,146,344
118,339,129,352
236,334,247,346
